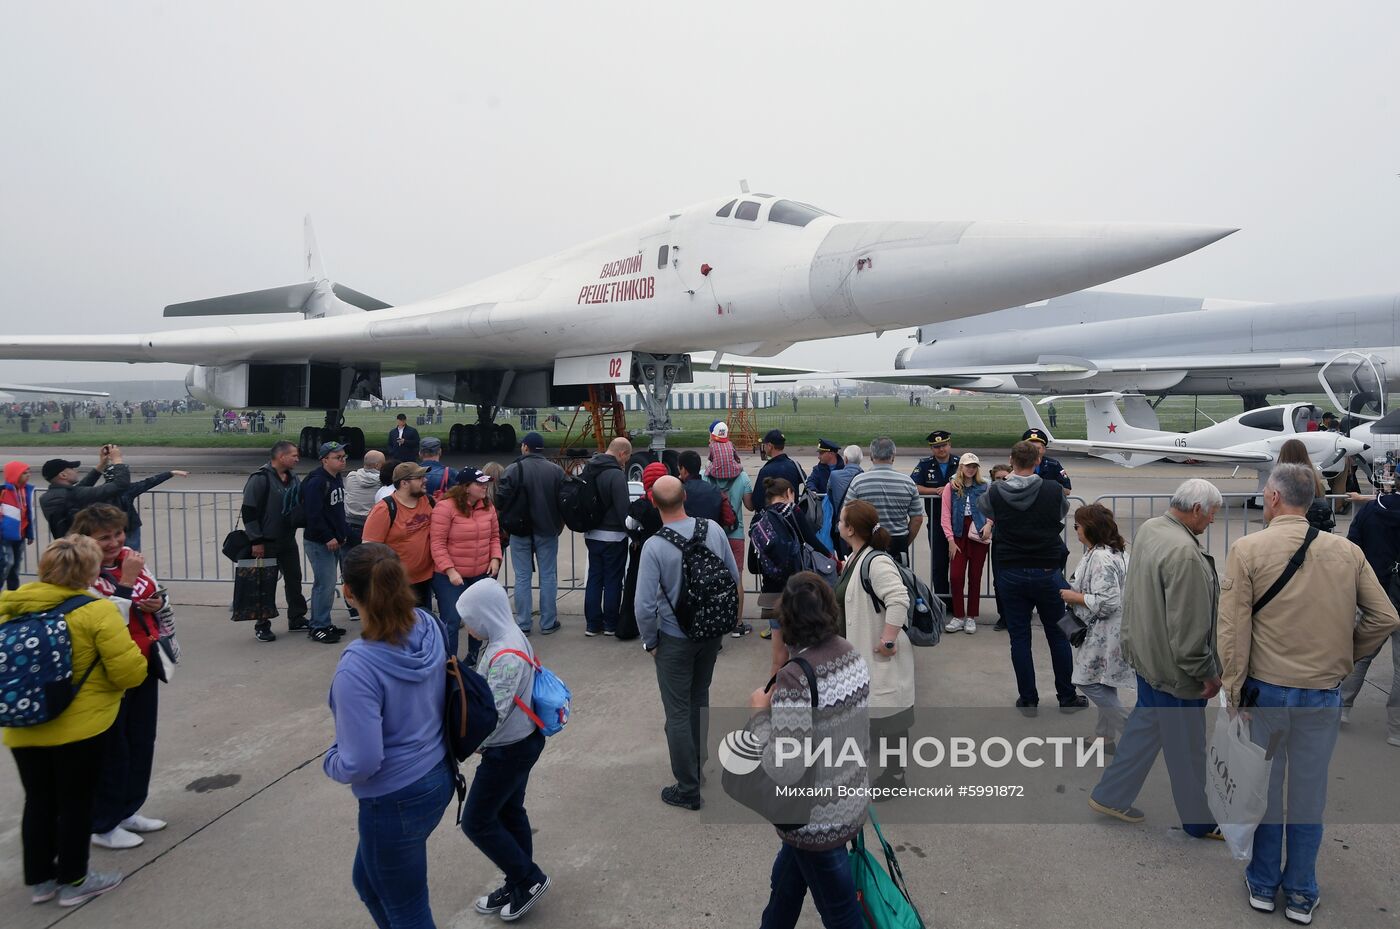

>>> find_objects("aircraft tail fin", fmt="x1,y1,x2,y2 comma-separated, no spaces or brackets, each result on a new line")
1083,394,1158,444
164,217,392,318
1017,396,1053,441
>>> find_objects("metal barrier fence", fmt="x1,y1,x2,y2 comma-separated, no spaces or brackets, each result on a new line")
13,487,1354,597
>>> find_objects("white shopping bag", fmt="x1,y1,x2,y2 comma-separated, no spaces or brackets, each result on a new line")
1206,711,1273,861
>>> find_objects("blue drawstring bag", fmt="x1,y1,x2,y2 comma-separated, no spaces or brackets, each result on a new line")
490,648,572,736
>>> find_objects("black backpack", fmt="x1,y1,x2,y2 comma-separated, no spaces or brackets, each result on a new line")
657,518,739,641
385,493,435,526
497,459,535,537
558,460,614,533
859,551,942,646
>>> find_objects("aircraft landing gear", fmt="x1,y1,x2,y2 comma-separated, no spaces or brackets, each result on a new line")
447,405,517,454
297,412,366,460
624,353,691,480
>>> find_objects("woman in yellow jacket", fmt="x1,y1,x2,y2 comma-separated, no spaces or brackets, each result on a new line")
2,535,147,907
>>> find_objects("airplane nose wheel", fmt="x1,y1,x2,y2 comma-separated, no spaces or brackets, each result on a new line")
298,426,320,458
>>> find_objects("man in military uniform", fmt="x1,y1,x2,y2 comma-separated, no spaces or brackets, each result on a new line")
1022,428,1072,494
809,438,844,496
912,430,959,605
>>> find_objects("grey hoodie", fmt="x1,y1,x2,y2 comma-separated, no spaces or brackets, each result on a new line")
458,579,537,748
977,472,1069,518
344,467,383,524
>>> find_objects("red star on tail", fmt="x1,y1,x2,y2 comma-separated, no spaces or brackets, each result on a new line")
1107,422,1118,433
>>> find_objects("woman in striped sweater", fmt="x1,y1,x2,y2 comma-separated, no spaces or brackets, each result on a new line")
750,572,870,929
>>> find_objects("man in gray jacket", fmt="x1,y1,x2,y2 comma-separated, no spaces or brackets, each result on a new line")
1089,478,1223,838
497,432,565,635
583,437,631,637
240,440,308,641
636,476,739,810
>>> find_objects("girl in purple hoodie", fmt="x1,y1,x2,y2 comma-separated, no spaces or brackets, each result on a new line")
325,543,451,929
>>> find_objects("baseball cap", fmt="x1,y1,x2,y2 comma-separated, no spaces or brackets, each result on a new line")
392,462,429,484
420,436,443,453
318,441,346,458
712,421,730,439
926,430,952,445
762,429,786,447
42,458,80,481
1021,428,1050,445
522,431,544,450
455,466,492,486
959,452,981,467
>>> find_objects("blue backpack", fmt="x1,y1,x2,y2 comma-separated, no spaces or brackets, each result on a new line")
422,611,497,762
0,595,98,728
490,647,572,736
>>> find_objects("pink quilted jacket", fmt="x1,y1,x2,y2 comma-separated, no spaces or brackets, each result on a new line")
430,498,502,576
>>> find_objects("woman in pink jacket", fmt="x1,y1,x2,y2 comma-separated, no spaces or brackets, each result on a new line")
429,467,502,663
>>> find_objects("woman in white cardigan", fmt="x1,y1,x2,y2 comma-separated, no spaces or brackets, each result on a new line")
835,499,914,793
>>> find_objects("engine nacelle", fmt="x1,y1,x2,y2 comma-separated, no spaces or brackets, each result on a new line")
186,365,249,408
185,362,356,409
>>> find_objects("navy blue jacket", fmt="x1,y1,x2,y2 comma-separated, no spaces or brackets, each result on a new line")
682,477,725,522
302,467,349,545
1348,497,1400,584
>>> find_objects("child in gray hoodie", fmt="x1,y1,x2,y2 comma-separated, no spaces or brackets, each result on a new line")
457,579,551,921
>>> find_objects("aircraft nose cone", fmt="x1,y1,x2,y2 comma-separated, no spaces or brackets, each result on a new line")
811,220,1237,329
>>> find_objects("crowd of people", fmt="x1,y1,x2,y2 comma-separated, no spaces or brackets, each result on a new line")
3,421,1399,926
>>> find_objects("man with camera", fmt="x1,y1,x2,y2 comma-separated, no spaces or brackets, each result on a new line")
40,444,134,538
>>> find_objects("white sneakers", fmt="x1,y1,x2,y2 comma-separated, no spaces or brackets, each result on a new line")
91,827,143,850
962,618,977,634
944,617,964,633
120,814,167,833
92,814,165,850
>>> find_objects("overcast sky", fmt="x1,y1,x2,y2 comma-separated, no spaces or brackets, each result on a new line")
2,1,1397,388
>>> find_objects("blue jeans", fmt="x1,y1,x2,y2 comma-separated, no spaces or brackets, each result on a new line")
1245,677,1342,905
510,533,559,632
462,730,547,895
305,540,342,630
126,527,142,553
996,566,1076,704
584,538,627,634
430,572,488,664
2,539,20,589
759,843,865,929
352,760,455,929
1091,674,1215,834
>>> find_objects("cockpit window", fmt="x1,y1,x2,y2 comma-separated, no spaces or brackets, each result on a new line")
734,200,761,221
715,199,736,218
1240,408,1285,432
769,199,831,227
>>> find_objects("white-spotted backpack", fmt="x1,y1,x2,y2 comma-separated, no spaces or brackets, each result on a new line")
0,594,98,728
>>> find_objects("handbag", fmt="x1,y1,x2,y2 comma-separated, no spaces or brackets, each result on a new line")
800,542,839,588
720,657,825,829
849,805,927,928
1057,556,1091,648
230,559,281,623
222,528,252,563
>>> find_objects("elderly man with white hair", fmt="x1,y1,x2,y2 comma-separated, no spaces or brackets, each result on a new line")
1217,463,1399,922
1089,477,1224,839
818,444,865,556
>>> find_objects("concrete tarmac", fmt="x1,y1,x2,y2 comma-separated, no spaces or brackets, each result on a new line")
1,445,1397,927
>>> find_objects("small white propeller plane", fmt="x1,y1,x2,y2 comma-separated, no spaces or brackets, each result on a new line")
1018,394,1368,478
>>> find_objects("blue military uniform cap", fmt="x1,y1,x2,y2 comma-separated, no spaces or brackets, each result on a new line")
1021,428,1050,445
926,430,952,445
817,438,841,453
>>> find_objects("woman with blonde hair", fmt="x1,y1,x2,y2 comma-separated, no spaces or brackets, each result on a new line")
325,542,453,929
941,454,993,633
3,535,146,906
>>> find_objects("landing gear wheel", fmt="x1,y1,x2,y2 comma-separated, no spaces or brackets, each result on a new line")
298,426,321,458
343,427,366,460
627,450,654,483
463,424,479,453
448,423,465,453
496,423,516,453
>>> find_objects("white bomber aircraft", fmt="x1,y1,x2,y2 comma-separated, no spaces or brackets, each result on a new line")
1018,394,1368,480
0,193,1232,475
0,383,109,403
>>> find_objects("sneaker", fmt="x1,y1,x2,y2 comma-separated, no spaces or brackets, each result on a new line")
540,623,561,635
1284,894,1318,925
308,627,343,644
731,622,753,638
91,827,143,849
119,814,166,833
327,624,347,636
660,784,703,810
475,885,511,915
962,618,977,634
603,629,616,636
1015,698,1039,718
1245,876,1276,913
993,618,1007,631
584,628,600,637
759,627,773,640
254,626,277,643
30,880,58,904
945,617,965,633
1196,827,1226,841
1060,695,1090,712
287,617,309,632
58,870,122,907
518,626,533,636
500,875,551,922
1088,796,1145,823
